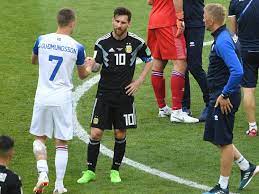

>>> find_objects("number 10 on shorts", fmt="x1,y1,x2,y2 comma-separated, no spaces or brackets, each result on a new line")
123,113,136,126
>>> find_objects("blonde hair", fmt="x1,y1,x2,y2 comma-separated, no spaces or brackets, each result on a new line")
204,3,226,25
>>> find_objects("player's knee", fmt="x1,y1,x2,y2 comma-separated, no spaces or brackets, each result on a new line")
55,139,68,147
33,139,46,156
173,60,187,73
152,59,166,71
90,128,103,141
114,130,126,139
243,88,256,97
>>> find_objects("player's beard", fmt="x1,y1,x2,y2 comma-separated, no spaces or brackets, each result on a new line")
114,28,127,38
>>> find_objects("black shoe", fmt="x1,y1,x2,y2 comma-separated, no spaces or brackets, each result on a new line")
239,162,258,190
202,184,229,194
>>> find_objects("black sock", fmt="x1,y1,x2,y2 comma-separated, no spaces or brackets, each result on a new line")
112,137,126,171
87,139,100,172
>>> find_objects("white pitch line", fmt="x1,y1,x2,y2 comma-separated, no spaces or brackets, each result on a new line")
203,40,213,46
72,40,237,194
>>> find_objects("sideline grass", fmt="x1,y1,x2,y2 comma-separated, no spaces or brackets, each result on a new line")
0,0,258,193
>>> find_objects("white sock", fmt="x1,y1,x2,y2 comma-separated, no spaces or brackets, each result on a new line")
37,160,48,173
235,155,250,171
55,145,68,185
249,122,257,130
218,175,229,189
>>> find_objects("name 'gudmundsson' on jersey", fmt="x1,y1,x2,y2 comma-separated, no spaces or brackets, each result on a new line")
39,43,77,54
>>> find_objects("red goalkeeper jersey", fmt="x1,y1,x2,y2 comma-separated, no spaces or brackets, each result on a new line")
148,0,176,29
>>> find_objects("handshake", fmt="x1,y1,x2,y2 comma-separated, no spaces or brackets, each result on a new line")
85,57,100,73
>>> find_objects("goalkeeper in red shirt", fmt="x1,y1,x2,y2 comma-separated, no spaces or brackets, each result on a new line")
147,0,199,123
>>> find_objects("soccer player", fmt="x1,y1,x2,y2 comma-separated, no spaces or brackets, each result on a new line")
228,0,259,137
147,0,199,123
77,7,152,184
182,0,209,122
0,135,23,194
202,4,258,194
30,8,94,194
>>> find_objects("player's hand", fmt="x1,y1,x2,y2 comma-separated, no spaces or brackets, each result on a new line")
85,57,95,68
84,57,95,74
125,78,144,96
175,11,185,37
214,95,233,115
147,0,153,5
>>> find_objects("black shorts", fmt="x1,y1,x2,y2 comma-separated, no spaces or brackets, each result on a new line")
90,96,137,130
203,90,241,145
241,50,259,88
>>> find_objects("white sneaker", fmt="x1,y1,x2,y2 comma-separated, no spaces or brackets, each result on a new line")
170,109,199,123
158,105,171,117
53,187,67,194
33,172,49,193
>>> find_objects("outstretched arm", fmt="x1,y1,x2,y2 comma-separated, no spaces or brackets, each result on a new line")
77,57,95,80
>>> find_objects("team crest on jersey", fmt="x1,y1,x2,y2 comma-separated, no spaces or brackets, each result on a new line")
232,34,238,43
93,117,99,124
125,43,132,53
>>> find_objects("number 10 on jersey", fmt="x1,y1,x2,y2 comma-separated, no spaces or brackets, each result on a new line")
114,53,126,66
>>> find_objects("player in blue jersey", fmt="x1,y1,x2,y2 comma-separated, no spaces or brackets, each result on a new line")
30,8,94,194
182,0,209,122
202,4,259,194
229,0,259,137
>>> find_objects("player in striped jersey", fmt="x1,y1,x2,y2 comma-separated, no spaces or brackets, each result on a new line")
77,7,152,184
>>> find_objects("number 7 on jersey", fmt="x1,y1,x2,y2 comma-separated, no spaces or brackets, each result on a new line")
49,55,63,81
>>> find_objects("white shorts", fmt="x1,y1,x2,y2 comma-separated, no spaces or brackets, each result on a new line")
30,103,73,140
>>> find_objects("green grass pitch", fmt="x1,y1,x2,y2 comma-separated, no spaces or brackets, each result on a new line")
0,0,259,193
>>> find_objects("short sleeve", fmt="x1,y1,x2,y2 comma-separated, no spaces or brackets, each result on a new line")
76,44,86,66
32,36,42,55
137,43,152,63
94,44,103,64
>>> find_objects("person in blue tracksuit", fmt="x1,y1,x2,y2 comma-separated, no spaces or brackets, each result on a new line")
202,4,258,194
182,0,209,121
229,0,259,136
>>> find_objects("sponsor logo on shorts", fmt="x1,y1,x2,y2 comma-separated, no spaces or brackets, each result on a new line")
214,115,218,121
189,41,195,47
93,117,99,124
